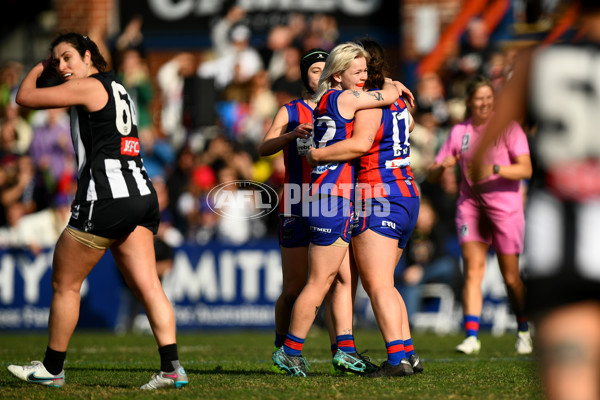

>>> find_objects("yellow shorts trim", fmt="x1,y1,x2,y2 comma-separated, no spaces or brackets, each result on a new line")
65,226,115,251
330,237,350,248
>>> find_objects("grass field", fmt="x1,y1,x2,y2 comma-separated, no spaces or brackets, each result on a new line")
0,328,544,399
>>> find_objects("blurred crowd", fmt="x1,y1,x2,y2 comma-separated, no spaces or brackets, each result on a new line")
0,4,525,272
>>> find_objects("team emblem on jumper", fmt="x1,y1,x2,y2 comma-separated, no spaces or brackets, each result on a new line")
461,133,470,153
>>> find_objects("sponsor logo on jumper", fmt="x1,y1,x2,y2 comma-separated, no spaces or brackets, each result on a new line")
296,137,314,156
121,137,140,156
207,180,279,220
385,158,411,169
313,162,339,174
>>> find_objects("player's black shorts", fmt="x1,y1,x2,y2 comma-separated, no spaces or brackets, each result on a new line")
526,273,600,320
524,190,600,319
68,194,160,239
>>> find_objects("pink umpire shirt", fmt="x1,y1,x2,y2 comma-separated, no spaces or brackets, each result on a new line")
435,118,530,215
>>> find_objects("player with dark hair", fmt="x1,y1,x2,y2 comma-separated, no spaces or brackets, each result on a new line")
7,33,187,390
473,1,600,398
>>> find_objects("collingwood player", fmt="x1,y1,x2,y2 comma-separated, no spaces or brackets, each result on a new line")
473,2,600,398
7,33,187,390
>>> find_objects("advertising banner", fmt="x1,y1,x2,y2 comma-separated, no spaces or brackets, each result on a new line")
0,249,123,330
0,241,282,331
0,241,514,333
161,240,282,329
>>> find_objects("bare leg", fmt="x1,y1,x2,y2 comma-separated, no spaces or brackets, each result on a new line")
111,226,176,347
536,301,600,400
288,243,347,339
352,230,403,343
48,231,106,351
274,246,309,340
395,248,412,340
328,249,356,338
460,241,489,317
496,253,526,315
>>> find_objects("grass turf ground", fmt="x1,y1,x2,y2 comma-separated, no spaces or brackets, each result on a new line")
0,329,543,399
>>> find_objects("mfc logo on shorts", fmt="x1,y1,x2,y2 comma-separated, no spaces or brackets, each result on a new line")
460,224,469,237
121,137,140,156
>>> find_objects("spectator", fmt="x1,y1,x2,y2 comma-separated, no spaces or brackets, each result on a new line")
415,72,449,128
408,112,441,183
116,48,154,131
111,14,145,57
459,18,494,78
420,166,460,242
259,24,294,82
12,193,71,254
199,23,263,90
0,201,27,247
28,108,74,185
287,13,308,50
245,70,278,144
0,101,32,156
302,14,338,52
138,126,176,180
0,154,53,217
210,3,247,58
271,46,304,107
174,162,217,244
0,61,23,111
157,52,199,150
167,146,195,236
444,17,496,101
